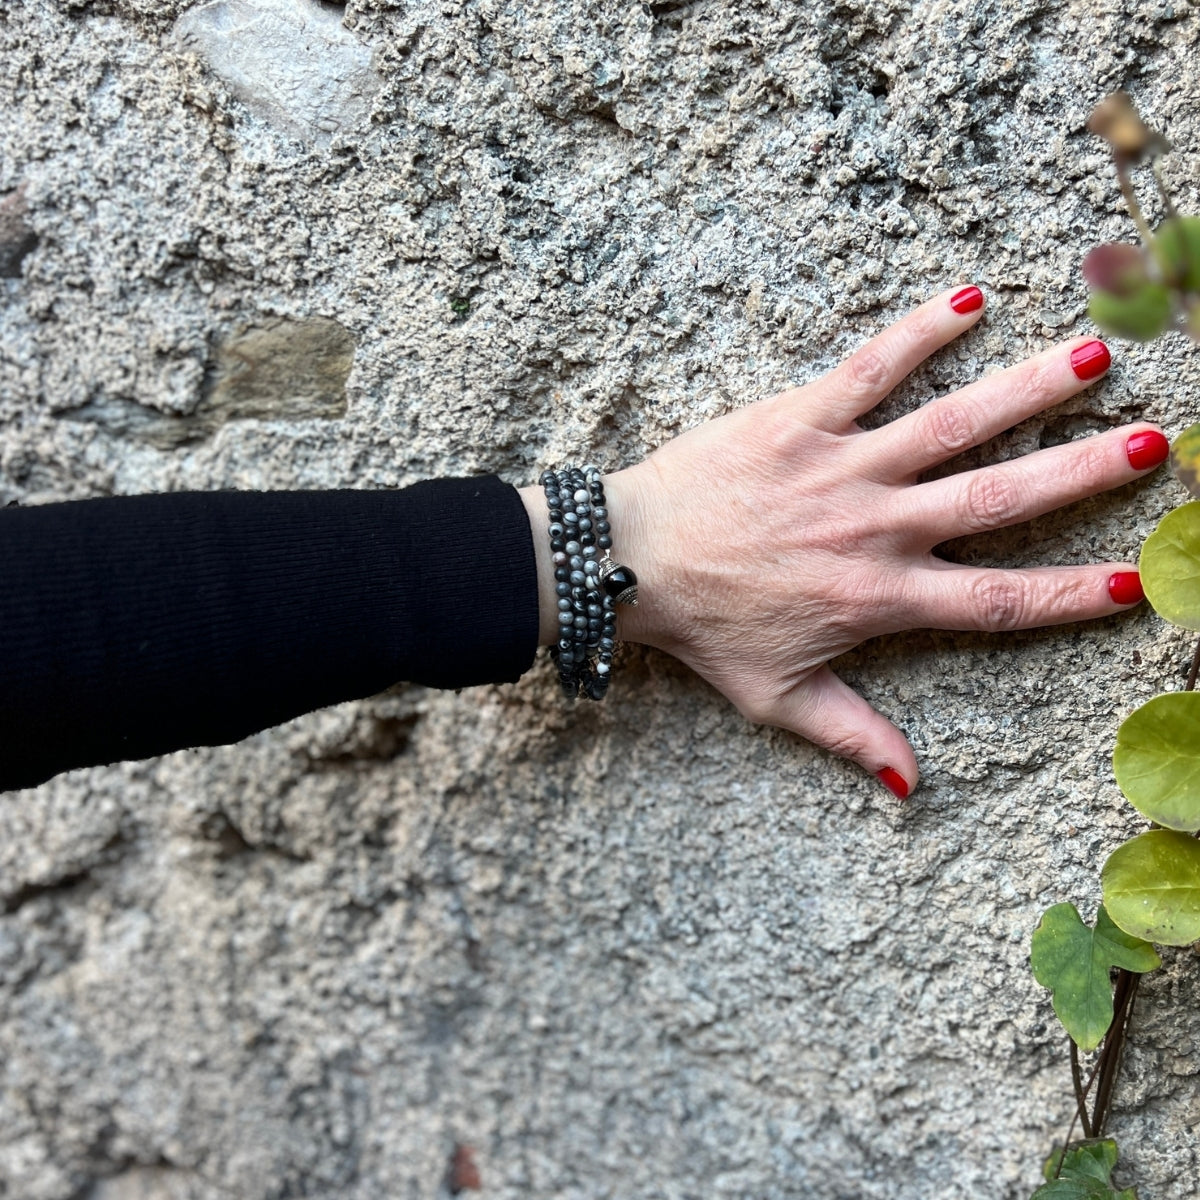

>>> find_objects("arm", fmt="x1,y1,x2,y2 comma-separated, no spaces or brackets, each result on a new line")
0,479,539,791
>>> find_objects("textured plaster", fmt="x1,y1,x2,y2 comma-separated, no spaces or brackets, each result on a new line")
3,1,1200,1198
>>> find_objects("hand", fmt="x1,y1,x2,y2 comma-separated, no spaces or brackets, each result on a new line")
526,288,1168,797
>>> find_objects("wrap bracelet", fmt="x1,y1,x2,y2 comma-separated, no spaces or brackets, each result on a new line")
540,464,638,701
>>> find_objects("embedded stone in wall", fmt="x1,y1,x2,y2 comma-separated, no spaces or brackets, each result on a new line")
171,0,380,147
0,186,38,278
87,1165,209,1200
205,315,355,422
62,316,355,447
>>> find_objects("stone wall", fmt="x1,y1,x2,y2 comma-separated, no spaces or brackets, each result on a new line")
3,1,1200,1197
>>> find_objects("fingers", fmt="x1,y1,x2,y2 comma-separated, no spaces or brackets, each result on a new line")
787,286,987,433
911,561,1144,633
898,424,1169,544
868,336,1113,479
770,665,919,798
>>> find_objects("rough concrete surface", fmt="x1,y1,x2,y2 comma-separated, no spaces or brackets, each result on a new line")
2,0,1200,1197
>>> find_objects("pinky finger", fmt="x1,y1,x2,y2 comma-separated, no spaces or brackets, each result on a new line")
914,561,1145,633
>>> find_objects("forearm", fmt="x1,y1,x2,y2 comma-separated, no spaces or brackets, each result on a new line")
0,480,539,791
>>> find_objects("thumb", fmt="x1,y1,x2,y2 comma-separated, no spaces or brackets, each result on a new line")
774,665,918,799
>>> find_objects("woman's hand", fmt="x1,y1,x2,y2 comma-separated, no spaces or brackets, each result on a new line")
525,287,1168,797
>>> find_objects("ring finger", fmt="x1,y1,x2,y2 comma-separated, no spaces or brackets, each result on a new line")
909,560,1144,633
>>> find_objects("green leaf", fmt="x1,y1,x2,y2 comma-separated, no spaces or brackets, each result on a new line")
1031,904,1159,1050
1171,423,1200,498
1088,283,1171,341
1114,693,1200,830
1140,501,1200,630
1153,216,1200,290
1033,1139,1137,1199
1102,829,1200,945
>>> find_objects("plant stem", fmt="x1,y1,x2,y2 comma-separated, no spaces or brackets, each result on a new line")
1117,165,1157,248
1070,1040,1095,1139
1152,158,1180,226
1091,971,1140,1135
1056,1050,1106,1176
1187,636,1200,692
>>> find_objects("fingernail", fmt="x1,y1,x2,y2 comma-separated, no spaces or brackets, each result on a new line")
1070,340,1111,381
877,767,910,800
950,286,984,314
1108,571,1144,606
1126,429,1170,471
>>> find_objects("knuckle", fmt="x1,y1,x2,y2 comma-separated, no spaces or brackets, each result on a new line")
923,401,978,458
962,470,1025,531
820,724,873,763
970,574,1029,632
1064,439,1111,488
1009,357,1057,409
834,565,892,618
737,693,778,727
841,344,893,400
905,308,941,348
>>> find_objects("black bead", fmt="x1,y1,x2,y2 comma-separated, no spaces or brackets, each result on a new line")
601,565,637,599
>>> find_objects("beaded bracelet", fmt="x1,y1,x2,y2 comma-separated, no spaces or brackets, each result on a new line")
540,464,638,701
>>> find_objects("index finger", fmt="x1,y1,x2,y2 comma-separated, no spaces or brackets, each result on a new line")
783,286,987,433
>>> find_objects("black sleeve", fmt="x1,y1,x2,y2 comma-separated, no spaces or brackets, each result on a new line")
0,477,540,791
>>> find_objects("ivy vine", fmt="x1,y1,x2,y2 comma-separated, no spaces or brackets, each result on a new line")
1028,93,1200,1199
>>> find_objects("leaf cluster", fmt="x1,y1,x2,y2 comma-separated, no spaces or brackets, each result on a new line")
1085,220,1200,341
1026,95,1200,1199
1032,1141,1137,1200
1083,94,1200,342
1097,493,1200,946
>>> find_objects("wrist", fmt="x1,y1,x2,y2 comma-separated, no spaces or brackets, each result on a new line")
592,462,669,651
519,461,668,652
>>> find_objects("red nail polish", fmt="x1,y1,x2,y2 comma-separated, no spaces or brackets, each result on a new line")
1108,572,1144,606
1126,430,1170,471
950,286,984,314
877,767,910,799
1070,340,1111,381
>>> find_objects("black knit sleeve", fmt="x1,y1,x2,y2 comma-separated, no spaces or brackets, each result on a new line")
0,477,540,791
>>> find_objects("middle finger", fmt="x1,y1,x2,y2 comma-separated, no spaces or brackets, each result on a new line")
895,423,1169,545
